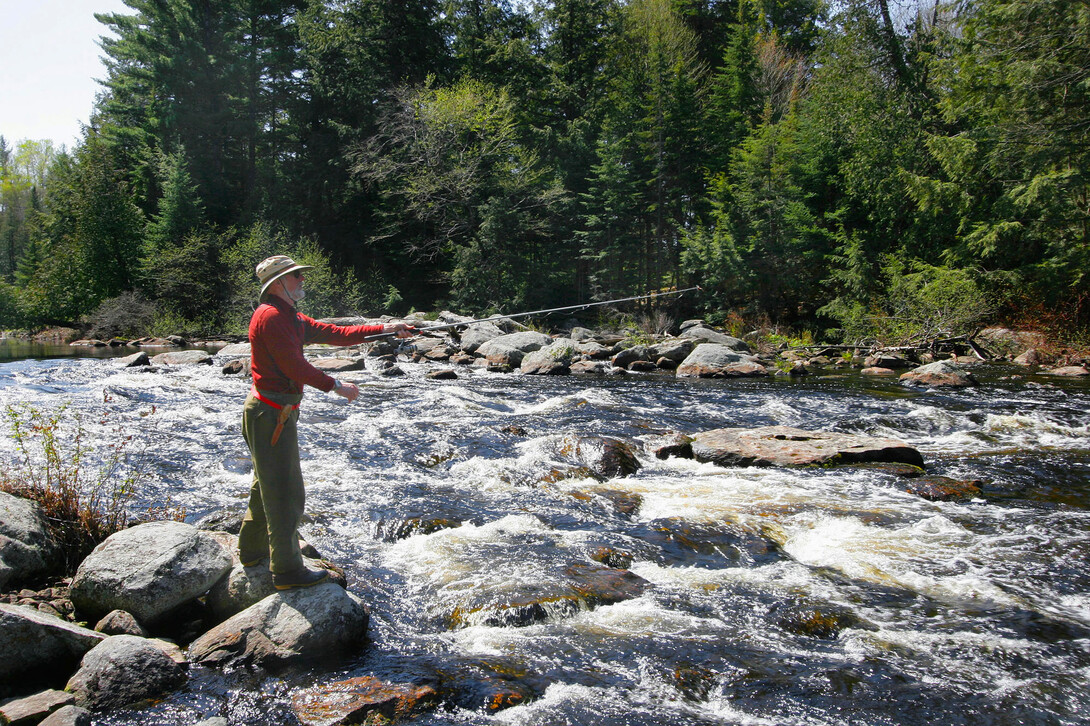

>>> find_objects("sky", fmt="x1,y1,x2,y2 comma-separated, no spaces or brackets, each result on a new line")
1,0,132,150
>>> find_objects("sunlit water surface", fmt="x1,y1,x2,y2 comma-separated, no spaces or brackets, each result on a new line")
1,352,1088,725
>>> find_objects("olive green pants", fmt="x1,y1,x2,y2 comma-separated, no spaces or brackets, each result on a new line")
238,390,306,574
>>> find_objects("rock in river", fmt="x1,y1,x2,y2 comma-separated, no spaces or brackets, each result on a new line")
0,490,60,590
0,605,105,695
65,634,186,710
899,361,977,388
69,521,232,624
187,582,369,669
676,344,767,378
690,426,924,468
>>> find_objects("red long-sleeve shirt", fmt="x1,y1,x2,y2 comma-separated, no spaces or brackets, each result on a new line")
249,296,384,394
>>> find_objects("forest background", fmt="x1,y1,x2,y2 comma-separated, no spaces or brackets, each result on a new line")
0,0,1086,346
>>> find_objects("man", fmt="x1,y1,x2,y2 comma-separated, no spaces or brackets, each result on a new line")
239,254,414,589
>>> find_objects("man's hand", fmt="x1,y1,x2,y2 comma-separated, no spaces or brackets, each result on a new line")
385,322,417,339
334,381,360,402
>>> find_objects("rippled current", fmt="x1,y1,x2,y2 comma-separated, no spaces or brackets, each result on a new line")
2,351,1089,725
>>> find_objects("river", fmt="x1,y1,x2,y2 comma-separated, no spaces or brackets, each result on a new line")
1,347,1088,725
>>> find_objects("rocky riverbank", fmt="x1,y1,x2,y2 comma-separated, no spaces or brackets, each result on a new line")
63,314,1090,384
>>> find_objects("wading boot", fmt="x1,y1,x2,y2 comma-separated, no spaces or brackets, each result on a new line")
273,566,330,590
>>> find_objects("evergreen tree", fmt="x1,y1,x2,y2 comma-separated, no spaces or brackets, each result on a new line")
705,16,760,175
923,0,1090,313
581,0,706,297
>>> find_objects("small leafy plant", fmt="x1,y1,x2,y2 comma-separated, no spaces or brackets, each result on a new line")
0,399,157,571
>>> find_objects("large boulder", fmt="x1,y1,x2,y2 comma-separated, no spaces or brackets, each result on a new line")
217,342,252,357
69,521,232,624
476,332,553,368
150,350,213,366
65,635,186,711
0,604,106,694
690,426,924,468
0,491,60,589
649,338,695,364
611,345,654,370
520,339,575,375
457,323,505,353
187,583,370,669
899,361,978,388
572,339,611,360
205,555,340,622
679,326,751,351
311,356,367,373
676,344,767,378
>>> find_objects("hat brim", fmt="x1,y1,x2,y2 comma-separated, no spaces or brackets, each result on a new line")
260,263,314,297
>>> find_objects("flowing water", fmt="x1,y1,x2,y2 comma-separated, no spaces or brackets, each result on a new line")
2,349,1089,725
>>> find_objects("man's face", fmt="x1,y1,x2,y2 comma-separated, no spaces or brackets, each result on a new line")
280,270,305,301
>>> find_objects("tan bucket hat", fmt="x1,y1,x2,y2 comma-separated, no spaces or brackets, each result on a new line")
256,255,313,296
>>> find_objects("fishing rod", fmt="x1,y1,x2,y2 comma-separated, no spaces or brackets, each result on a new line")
366,286,703,340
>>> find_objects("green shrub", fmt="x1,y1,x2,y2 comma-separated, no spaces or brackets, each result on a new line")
821,258,993,346
0,402,156,571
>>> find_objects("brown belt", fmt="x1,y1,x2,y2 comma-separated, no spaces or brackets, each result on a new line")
251,387,299,446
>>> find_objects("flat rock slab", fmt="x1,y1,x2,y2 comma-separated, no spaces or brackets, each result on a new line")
292,676,439,726
187,582,369,669
0,604,106,688
150,350,213,366
1047,366,1090,376
0,688,75,725
691,426,924,468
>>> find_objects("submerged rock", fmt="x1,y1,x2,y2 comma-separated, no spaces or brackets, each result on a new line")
773,598,875,639
639,431,694,460
558,435,642,478
635,518,782,568
446,563,649,629
690,426,924,468
69,521,233,624
433,656,547,713
292,675,440,726
903,476,982,501
65,634,186,711
187,583,369,669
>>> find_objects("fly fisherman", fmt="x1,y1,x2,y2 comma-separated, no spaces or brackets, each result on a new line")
239,255,415,589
